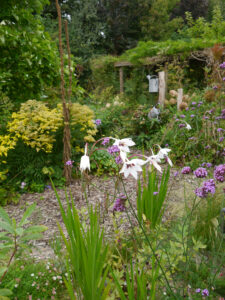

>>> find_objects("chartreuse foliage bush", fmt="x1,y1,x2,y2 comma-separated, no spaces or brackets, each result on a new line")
0,100,97,202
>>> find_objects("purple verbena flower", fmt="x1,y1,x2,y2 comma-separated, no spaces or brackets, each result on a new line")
192,102,196,105
217,128,224,132
181,166,191,174
219,62,225,69
195,288,201,293
113,194,126,212
213,85,218,90
66,160,74,166
95,119,101,126
201,289,209,297
107,145,120,154
102,137,110,145
179,123,186,128
153,191,158,195
214,164,225,182
190,114,195,118
174,171,179,177
205,145,210,149
180,114,185,118
195,179,216,198
223,77,225,81
219,137,224,142
206,163,212,168
194,167,208,178
115,155,123,165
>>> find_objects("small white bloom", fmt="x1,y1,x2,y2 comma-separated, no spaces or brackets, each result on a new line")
156,145,173,167
120,158,146,180
15,284,18,288
113,138,135,152
184,121,191,130
52,276,57,281
80,144,90,172
31,273,34,277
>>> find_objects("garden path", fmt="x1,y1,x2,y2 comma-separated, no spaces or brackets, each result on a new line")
5,170,199,261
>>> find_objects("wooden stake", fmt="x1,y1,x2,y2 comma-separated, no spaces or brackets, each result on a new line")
65,20,72,102
177,88,183,111
158,71,166,107
119,67,124,93
55,0,72,185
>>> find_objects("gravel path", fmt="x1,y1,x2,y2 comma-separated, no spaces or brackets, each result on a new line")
4,170,201,261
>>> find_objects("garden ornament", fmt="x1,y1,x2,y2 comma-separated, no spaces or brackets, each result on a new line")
148,106,160,120
146,75,159,93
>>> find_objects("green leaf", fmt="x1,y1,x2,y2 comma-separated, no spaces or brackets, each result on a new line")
23,225,47,234
0,221,14,234
0,288,13,296
19,203,36,226
0,208,11,225
20,233,43,242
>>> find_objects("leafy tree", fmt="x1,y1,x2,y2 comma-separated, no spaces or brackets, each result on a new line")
171,0,209,20
140,0,183,41
0,0,60,104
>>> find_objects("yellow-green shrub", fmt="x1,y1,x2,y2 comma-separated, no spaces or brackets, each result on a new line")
0,100,97,158
7,100,63,153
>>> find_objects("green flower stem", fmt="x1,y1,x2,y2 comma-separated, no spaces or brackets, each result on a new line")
121,178,178,299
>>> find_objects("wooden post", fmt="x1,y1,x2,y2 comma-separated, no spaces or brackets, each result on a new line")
119,67,124,93
177,88,183,110
158,71,166,107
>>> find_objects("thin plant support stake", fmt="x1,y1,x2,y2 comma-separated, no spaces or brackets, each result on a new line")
55,0,72,184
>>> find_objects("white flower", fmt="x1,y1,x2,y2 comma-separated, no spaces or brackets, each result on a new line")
80,144,90,172
120,158,146,180
184,121,191,130
31,273,34,277
113,138,135,152
156,146,173,167
147,156,162,172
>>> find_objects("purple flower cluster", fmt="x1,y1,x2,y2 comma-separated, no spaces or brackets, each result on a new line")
195,288,209,296
113,194,126,212
107,145,120,154
181,166,191,174
115,155,123,164
195,179,216,198
194,167,208,178
214,164,225,182
219,61,225,69
66,160,74,166
102,137,110,145
179,123,186,128
95,119,101,126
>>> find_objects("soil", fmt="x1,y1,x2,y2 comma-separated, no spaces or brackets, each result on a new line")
4,169,202,261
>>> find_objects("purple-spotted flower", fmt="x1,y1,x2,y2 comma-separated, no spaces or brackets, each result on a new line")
120,158,146,180
112,138,135,153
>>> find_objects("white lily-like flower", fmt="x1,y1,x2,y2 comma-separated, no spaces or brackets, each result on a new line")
147,156,162,172
80,144,90,172
120,158,146,180
184,121,191,130
113,138,135,152
156,145,173,167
